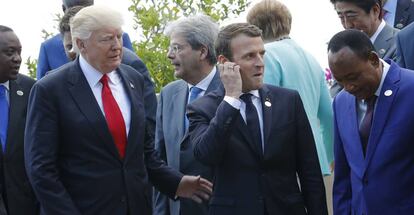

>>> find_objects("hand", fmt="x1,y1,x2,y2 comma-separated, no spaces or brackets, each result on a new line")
176,175,213,203
218,62,242,98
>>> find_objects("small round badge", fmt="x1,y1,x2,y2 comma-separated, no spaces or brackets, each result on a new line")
16,90,24,96
384,90,392,97
396,23,404,29
265,101,271,107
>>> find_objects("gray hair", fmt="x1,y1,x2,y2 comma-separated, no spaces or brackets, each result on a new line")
71,5,124,53
165,14,219,65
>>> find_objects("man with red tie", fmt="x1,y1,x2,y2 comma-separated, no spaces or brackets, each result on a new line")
24,5,212,215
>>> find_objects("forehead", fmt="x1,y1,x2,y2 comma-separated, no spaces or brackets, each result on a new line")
0,31,21,49
328,47,364,73
230,34,264,56
169,32,188,44
92,26,122,36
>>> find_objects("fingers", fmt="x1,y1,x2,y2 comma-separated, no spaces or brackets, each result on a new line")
191,194,203,203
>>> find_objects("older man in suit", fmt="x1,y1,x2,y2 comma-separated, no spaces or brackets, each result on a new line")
329,29,414,215
153,14,219,215
395,22,414,69
24,6,212,215
36,0,134,80
188,23,327,215
0,25,37,215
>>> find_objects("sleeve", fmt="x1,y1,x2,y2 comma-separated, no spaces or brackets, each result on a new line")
36,43,51,80
294,92,328,215
24,83,81,215
122,33,134,51
153,90,171,215
317,73,334,165
188,97,240,165
332,98,352,215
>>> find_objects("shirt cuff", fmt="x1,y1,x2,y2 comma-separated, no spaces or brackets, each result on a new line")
224,96,241,110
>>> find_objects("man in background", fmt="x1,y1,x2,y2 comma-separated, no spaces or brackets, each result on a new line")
36,0,134,79
395,22,414,69
382,0,414,29
0,25,37,215
153,14,219,215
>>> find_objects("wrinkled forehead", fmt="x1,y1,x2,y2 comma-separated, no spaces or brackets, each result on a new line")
0,31,21,48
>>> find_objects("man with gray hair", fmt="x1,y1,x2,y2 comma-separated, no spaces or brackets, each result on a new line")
25,6,212,215
153,14,220,215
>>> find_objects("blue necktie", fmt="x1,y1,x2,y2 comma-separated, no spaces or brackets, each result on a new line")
240,93,263,154
0,85,9,152
185,86,203,130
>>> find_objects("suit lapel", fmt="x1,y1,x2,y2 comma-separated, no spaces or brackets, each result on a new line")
173,81,188,141
6,79,25,155
373,24,395,58
364,63,400,171
67,59,121,161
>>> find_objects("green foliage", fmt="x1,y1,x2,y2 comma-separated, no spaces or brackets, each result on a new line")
128,0,250,92
25,57,38,80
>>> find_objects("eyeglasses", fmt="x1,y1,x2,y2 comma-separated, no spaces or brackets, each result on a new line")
168,44,187,54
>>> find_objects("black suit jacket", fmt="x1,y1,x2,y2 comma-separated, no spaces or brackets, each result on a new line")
188,84,327,215
1,74,37,215
24,59,183,215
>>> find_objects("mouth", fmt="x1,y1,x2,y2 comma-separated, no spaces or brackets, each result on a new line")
11,65,20,73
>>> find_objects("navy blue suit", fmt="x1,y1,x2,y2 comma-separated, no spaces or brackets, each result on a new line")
188,84,327,215
333,61,414,214
396,22,414,69
36,33,133,79
25,59,182,215
394,0,414,29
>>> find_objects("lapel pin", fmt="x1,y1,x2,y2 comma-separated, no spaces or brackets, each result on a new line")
264,98,271,107
129,82,134,89
384,90,392,97
16,90,24,96
396,23,404,29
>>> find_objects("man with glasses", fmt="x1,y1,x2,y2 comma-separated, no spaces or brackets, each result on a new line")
153,14,220,215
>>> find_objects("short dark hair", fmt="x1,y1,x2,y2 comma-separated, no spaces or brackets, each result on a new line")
331,0,383,19
328,29,376,61
215,23,262,60
0,25,13,33
62,0,93,11
59,6,84,35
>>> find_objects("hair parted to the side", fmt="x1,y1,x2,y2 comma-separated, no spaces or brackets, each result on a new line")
62,0,94,10
59,6,84,35
247,0,291,41
328,29,376,60
0,25,13,33
165,14,219,65
330,0,383,19
70,5,124,53
215,23,262,60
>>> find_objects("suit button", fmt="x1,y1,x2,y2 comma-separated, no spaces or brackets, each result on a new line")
121,196,126,203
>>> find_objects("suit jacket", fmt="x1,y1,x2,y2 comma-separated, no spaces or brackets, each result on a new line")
188,84,327,215
330,23,399,97
396,22,414,70
37,33,134,79
24,59,183,215
1,74,37,215
333,61,414,215
263,39,334,175
394,0,414,29
153,70,220,215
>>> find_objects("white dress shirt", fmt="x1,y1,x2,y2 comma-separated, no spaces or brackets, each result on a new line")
79,55,131,135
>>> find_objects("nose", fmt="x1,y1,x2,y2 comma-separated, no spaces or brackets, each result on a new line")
256,54,264,67
12,52,21,64
167,48,175,59
112,36,122,50
343,17,354,29
344,82,357,93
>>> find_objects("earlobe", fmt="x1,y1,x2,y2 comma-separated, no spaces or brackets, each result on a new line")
368,51,380,67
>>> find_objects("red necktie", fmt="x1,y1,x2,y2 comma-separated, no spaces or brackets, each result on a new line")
100,74,127,158
359,96,377,156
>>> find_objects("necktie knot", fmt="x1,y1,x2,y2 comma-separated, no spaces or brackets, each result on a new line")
240,93,253,104
366,95,377,110
188,86,203,103
0,85,6,97
100,74,109,86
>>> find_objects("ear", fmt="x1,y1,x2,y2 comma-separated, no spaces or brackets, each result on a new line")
199,46,208,60
76,38,86,52
368,51,380,67
217,55,229,64
372,2,381,19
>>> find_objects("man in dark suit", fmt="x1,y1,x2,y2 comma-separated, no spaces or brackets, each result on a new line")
24,6,212,215
187,23,327,215
36,0,134,80
395,22,414,69
153,14,219,215
58,5,157,135
0,25,37,215
383,0,414,29
330,29,414,215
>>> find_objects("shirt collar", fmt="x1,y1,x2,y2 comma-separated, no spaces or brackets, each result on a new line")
374,59,390,97
370,20,386,43
246,90,260,99
0,81,9,91
187,67,216,91
79,55,119,87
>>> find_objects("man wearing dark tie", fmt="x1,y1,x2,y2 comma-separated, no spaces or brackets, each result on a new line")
187,23,327,215
0,25,37,215
329,29,414,215
24,6,212,215
153,14,219,215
